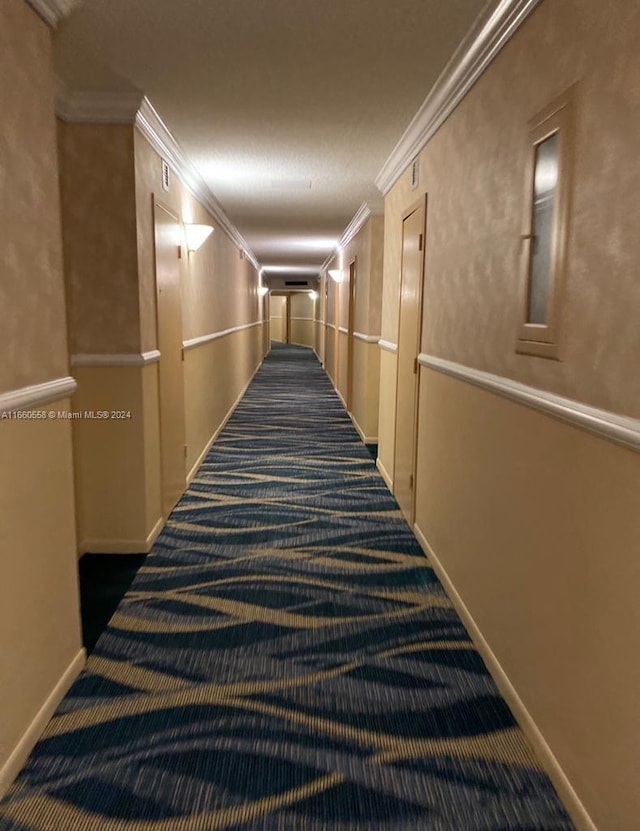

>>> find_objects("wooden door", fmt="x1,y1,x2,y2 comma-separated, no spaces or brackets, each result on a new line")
394,197,427,524
154,201,186,517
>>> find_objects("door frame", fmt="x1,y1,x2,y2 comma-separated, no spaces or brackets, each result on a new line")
346,258,357,412
153,196,187,518
393,194,428,524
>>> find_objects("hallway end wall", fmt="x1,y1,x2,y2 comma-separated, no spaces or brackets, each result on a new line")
379,1,640,828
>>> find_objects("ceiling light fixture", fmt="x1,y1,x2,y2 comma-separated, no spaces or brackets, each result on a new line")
328,269,344,283
185,223,214,252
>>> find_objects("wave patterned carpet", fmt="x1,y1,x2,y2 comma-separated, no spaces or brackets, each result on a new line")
0,343,573,830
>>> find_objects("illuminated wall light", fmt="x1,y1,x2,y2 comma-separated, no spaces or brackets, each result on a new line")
184,223,214,252
328,269,344,283
309,290,319,300
258,286,269,297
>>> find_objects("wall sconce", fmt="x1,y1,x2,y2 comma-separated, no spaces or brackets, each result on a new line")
185,223,214,252
309,290,319,300
328,269,344,283
258,286,269,297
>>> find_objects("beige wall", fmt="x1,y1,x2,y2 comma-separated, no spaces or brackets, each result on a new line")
58,123,263,554
269,296,286,342
289,291,315,348
322,218,384,440
414,372,640,829
0,0,70,393
380,1,640,828
0,0,83,797
184,325,263,478
58,123,140,353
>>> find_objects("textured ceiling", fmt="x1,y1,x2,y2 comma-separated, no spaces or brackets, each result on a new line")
55,0,489,273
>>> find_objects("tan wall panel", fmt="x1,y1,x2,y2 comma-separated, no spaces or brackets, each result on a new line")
0,0,69,393
350,339,380,441
57,122,140,354
414,370,640,828
324,327,337,387
72,367,160,550
337,330,348,403
377,349,397,485
184,327,263,474
0,403,82,784
289,319,314,348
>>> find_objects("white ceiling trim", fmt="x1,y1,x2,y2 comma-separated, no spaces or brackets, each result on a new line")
25,0,79,28
56,85,143,124
319,199,384,275
375,0,542,195
55,88,260,271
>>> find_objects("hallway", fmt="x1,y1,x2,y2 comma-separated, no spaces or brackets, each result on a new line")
0,345,571,830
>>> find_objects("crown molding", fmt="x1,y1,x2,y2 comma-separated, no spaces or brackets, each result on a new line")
319,199,385,274
25,0,79,28
418,353,640,453
56,85,144,124
0,376,77,415
135,98,260,270
376,0,542,194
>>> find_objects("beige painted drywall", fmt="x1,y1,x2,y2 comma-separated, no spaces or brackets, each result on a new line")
184,326,263,476
0,0,83,797
414,369,640,829
378,1,640,827
57,122,141,353
0,0,70,393
71,365,161,552
381,0,640,420
270,296,286,342
289,292,315,348
0,401,83,795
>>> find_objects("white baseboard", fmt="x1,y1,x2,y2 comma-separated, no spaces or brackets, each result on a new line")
0,648,86,798
186,358,263,485
78,515,164,555
412,522,598,831
350,414,378,446
376,457,394,492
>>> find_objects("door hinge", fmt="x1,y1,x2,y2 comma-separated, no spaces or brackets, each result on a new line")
178,244,183,259
409,474,414,491
413,356,418,375
418,233,424,252
181,347,185,362
184,444,188,459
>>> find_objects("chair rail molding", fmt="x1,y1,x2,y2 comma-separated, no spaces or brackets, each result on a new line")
354,332,381,343
378,339,398,354
418,353,640,452
376,0,542,194
183,321,262,351
70,351,161,368
0,377,77,415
